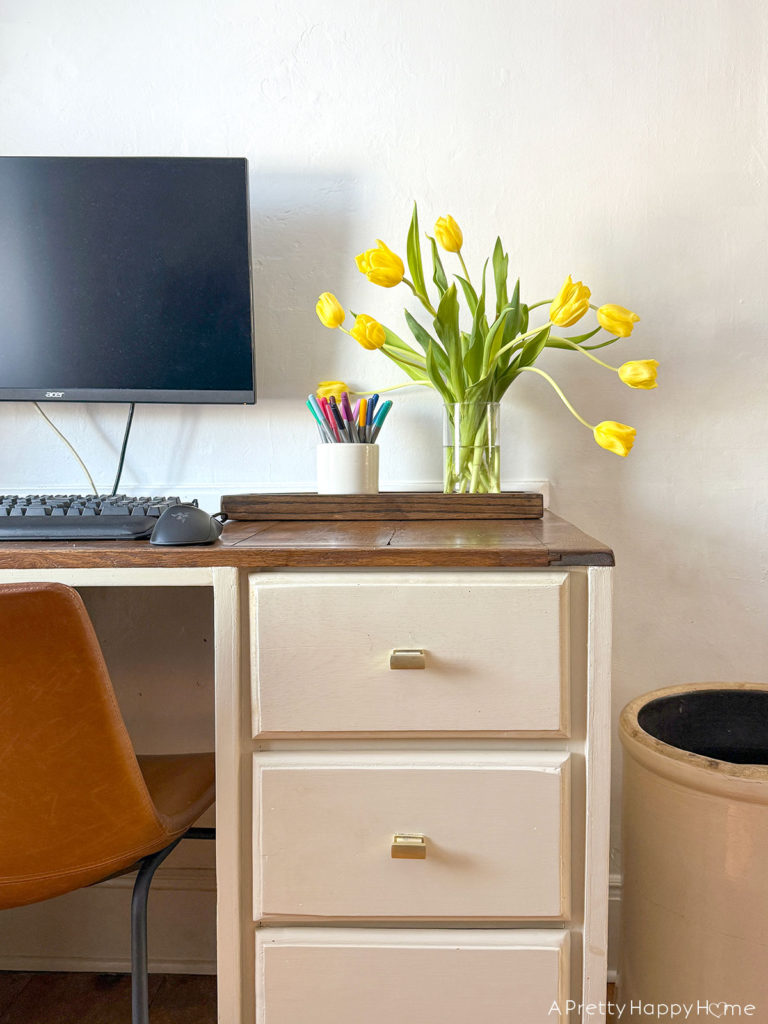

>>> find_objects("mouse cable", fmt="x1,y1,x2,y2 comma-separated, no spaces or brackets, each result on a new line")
110,403,135,497
34,402,98,495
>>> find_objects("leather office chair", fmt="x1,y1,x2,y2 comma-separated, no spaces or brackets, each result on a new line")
0,582,216,1024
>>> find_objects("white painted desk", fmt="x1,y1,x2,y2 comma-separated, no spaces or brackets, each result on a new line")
0,512,613,1024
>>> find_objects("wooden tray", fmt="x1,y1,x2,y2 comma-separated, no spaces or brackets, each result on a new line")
220,492,544,521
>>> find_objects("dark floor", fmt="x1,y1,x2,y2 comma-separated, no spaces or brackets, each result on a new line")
0,973,216,1024
0,970,610,1022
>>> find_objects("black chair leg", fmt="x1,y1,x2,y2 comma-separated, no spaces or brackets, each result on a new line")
130,827,216,1024
131,837,183,1024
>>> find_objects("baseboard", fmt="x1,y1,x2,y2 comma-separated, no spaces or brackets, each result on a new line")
96,867,216,893
608,872,622,981
0,866,216,975
0,954,216,975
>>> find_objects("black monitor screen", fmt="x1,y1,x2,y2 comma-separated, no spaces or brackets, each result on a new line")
0,156,255,403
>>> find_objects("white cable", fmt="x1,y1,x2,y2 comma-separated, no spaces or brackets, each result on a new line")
33,402,98,494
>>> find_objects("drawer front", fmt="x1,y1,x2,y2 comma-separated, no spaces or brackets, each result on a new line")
251,571,570,735
256,927,569,1024
254,753,570,921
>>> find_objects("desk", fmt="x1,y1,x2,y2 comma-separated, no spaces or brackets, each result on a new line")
0,512,613,1024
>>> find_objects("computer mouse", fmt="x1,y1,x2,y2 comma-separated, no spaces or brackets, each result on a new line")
149,504,223,546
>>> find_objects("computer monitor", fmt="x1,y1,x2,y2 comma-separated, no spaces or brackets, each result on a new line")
0,156,255,404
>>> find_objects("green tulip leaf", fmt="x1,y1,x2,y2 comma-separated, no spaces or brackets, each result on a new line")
463,371,495,406
403,310,449,372
482,301,516,373
463,264,488,382
433,284,464,400
455,274,479,316
492,236,508,319
427,235,448,297
407,202,428,303
382,323,428,361
496,278,522,371
519,303,529,335
426,341,455,403
546,326,602,350
492,363,520,400
517,325,551,369
381,328,430,384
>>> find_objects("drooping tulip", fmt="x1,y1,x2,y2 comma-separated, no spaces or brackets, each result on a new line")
593,420,636,457
550,275,591,327
597,304,640,338
355,241,405,287
618,360,658,389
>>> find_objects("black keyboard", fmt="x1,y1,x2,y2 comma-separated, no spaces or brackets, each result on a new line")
0,495,198,540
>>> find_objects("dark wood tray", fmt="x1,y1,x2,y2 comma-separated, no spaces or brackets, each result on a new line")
220,492,544,521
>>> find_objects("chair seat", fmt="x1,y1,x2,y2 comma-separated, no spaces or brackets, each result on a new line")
137,753,215,836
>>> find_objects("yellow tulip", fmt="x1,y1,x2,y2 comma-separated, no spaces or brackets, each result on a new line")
350,314,386,350
316,380,351,400
355,240,405,288
315,292,345,329
618,360,659,389
593,421,636,457
550,275,591,327
597,304,640,338
434,215,463,253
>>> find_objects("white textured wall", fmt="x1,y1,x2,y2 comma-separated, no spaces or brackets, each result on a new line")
2,0,767,970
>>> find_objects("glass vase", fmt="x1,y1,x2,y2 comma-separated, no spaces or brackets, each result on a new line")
443,402,501,494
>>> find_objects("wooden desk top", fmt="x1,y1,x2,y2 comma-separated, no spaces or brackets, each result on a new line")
0,512,613,570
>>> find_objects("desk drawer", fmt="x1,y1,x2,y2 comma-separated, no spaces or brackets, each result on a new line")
254,752,570,922
256,927,569,1024
250,571,569,736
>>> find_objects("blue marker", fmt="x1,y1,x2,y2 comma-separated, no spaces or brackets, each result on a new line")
370,399,392,442
365,393,379,442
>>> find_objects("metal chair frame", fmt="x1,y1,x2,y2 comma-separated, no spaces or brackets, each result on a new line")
130,826,216,1024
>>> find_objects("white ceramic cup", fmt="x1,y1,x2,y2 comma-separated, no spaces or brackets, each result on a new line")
316,444,379,495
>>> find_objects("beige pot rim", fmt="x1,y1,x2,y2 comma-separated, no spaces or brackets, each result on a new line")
620,682,768,799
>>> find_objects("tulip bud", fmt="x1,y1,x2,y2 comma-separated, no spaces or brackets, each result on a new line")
355,240,405,288
550,275,591,327
593,421,636,457
316,380,351,401
315,292,345,329
597,304,640,338
618,360,659,389
350,314,386,350
434,215,463,253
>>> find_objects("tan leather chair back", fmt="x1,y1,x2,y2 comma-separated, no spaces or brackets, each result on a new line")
0,583,168,908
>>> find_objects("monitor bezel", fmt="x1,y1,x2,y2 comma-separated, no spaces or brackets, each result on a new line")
0,155,257,406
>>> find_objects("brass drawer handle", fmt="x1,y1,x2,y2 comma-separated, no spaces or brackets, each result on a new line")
389,649,426,670
391,833,427,859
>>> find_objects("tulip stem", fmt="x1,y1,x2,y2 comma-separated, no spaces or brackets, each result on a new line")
491,322,553,365
354,381,433,396
403,277,436,316
527,300,552,311
458,252,472,287
382,345,427,369
518,366,594,430
551,336,617,371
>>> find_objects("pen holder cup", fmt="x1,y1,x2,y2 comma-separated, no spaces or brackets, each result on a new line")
317,444,379,495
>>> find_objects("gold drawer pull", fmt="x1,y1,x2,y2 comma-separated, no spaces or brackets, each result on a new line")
389,649,426,670
391,833,427,859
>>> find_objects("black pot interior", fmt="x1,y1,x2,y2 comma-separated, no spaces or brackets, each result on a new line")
637,690,768,765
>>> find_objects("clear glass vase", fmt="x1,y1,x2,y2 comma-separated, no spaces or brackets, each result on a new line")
443,402,501,494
